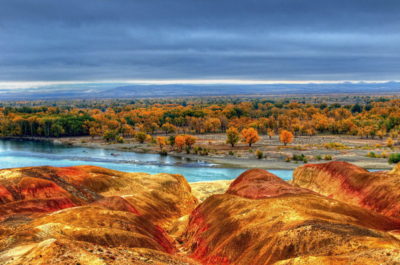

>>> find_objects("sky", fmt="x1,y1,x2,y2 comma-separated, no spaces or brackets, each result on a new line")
0,0,400,89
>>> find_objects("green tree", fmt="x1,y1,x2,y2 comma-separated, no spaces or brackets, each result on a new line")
226,127,240,147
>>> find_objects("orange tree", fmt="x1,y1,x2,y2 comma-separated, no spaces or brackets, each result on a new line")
175,134,197,151
279,130,294,146
156,136,167,150
184,135,197,149
175,135,186,152
241,128,260,147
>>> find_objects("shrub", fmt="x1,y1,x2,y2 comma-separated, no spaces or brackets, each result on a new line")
200,148,209,156
159,149,168,156
103,130,118,142
323,154,333,160
255,150,263,159
324,142,347,150
193,146,201,154
315,155,322,160
292,153,306,162
292,145,304,150
388,153,400,164
228,151,235,156
366,152,388,159
135,131,147,143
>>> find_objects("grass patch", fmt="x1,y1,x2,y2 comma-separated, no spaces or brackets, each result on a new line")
324,142,348,150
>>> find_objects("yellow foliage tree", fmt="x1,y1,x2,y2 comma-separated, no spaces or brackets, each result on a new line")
241,128,260,147
156,136,167,150
184,135,197,149
279,130,294,146
161,122,176,135
175,134,197,151
226,127,240,147
175,135,186,152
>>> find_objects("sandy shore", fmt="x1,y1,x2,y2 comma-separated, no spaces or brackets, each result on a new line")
60,137,393,170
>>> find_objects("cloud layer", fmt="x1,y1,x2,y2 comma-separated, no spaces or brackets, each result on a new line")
0,0,399,82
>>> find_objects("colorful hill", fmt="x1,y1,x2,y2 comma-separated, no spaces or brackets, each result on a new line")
293,161,400,219
1,164,400,264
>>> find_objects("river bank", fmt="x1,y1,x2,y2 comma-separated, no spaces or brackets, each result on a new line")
10,135,393,170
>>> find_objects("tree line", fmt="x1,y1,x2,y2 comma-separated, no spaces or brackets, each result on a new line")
1,99,400,142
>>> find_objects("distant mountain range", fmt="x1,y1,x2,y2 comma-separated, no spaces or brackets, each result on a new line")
0,82,399,100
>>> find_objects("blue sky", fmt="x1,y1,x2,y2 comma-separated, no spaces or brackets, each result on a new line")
0,0,399,89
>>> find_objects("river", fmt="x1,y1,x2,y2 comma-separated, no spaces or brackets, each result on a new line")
0,139,293,182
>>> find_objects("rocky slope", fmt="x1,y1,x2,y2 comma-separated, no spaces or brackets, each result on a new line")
1,165,400,264
184,168,400,265
190,180,232,202
292,161,400,219
0,165,198,265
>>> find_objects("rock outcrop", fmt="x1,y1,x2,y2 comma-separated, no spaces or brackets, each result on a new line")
390,162,400,175
190,180,232,202
2,164,400,264
226,168,315,199
184,169,400,265
0,165,197,226
292,161,400,219
0,165,198,265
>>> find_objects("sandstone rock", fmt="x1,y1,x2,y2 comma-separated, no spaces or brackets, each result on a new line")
227,168,314,199
190,180,232,202
293,161,400,219
184,169,400,265
3,165,400,265
0,238,199,265
390,163,400,175
0,166,198,227
0,165,198,265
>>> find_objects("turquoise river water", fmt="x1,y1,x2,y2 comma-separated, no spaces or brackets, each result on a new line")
0,139,293,182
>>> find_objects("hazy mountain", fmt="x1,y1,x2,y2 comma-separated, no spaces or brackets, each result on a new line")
0,82,399,100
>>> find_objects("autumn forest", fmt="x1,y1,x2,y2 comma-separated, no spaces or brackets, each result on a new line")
1,97,399,147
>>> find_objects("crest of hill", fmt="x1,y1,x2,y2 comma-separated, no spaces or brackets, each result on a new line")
184,168,400,265
0,165,199,264
293,161,400,219
2,164,400,264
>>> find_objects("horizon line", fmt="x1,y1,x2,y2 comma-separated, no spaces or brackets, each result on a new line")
0,79,398,90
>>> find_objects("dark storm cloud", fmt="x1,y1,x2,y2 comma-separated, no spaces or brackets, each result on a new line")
0,0,399,82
